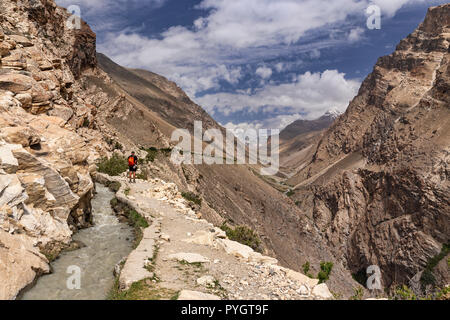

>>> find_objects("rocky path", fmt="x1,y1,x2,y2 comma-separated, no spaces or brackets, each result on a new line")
96,173,334,300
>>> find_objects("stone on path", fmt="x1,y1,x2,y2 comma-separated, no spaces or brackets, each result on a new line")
178,290,220,300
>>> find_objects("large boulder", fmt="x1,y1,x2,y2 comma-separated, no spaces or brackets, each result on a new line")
0,126,41,147
0,230,50,300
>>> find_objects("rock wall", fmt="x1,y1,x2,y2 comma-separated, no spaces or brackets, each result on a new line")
0,0,105,299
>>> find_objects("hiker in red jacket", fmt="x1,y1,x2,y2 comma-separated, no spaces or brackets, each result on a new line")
128,151,138,183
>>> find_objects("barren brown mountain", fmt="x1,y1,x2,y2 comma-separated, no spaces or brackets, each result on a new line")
285,4,450,291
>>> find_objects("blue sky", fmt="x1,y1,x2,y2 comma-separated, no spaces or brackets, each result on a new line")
56,0,448,132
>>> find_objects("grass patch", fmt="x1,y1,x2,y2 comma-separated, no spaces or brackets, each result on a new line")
97,154,128,176
181,192,202,206
220,223,262,252
145,245,160,274
108,278,179,300
110,198,149,248
124,188,131,196
178,260,204,269
420,243,450,288
350,286,364,300
128,209,149,229
317,261,333,284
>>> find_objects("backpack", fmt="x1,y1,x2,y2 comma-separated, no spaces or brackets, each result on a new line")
128,156,136,166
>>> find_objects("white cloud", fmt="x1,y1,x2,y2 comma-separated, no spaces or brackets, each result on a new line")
348,27,365,42
198,69,360,129
255,66,273,79
90,0,441,131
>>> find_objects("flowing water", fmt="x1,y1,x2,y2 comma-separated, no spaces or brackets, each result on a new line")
22,184,134,300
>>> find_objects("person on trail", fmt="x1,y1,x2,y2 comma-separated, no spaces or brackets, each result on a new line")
128,151,138,183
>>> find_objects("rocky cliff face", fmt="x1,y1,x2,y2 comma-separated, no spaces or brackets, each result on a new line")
288,4,449,292
0,0,107,299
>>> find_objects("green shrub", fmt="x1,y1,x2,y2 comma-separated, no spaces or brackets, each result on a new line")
286,190,294,197
114,142,123,150
393,285,417,300
181,192,202,206
97,154,128,176
302,262,310,274
221,223,261,252
318,261,334,283
145,147,158,163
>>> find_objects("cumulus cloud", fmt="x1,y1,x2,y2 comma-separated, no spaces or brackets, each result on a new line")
348,27,365,42
63,0,442,130
255,66,273,79
198,69,360,129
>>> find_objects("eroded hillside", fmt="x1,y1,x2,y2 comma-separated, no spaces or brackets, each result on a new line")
287,4,450,292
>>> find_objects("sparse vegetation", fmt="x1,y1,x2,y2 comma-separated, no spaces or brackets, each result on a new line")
97,154,128,176
128,209,149,229
107,278,179,300
302,261,315,278
109,197,149,248
420,243,450,288
302,261,310,274
181,192,202,206
350,286,364,300
317,261,333,284
286,189,294,197
392,285,417,300
145,147,158,162
114,142,123,151
220,223,262,252
124,188,131,196
178,260,204,269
